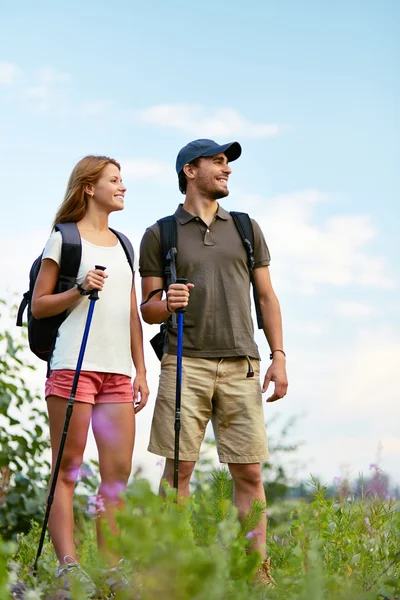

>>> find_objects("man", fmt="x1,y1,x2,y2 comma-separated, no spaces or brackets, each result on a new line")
139,139,288,582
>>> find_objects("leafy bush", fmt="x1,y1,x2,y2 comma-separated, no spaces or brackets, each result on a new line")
3,471,399,599
0,301,50,539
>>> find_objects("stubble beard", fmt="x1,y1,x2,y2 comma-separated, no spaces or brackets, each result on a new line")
210,187,229,200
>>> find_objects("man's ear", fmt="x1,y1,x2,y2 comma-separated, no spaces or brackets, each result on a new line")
183,162,197,180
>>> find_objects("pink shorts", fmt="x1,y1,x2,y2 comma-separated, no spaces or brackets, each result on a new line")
45,370,133,405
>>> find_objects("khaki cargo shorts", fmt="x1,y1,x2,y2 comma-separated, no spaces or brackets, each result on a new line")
148,354,269,463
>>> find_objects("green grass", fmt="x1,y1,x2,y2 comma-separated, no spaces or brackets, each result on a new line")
3,472,400,600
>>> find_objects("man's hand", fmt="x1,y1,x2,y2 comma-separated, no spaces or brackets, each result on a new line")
262,356,288,402
166,282,195,312
133,372,150,414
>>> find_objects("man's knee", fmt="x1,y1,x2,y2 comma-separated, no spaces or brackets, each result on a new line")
229,463,263,488
164,459,196,482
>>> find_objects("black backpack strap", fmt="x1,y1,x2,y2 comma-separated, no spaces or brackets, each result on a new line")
55,223,82,291
16,291,30,326
158,215,178,289
230,212,264,330
158,215,178,328
110,228,135,273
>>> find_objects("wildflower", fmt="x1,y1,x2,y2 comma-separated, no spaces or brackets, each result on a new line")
246,531,255,539
266,509,271,517
79,464,93,479
369,463,381,473
273,535,280,542
87,495,106,518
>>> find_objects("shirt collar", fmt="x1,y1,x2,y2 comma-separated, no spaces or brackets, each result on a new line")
175,203,230,225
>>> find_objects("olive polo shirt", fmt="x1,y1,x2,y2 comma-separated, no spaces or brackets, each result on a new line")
139,204,271,359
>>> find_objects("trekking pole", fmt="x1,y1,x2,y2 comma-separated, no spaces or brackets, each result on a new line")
173,278,188,494
33,265,106,575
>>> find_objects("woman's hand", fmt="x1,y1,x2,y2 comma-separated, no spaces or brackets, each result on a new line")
133,372,150,414
81,268,108,291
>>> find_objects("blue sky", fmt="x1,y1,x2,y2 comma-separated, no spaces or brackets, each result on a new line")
1,1,399,487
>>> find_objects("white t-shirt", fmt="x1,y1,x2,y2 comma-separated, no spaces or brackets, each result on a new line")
42,231,133,377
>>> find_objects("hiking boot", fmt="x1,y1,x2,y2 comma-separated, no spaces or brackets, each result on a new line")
103,559,132,593
56,555,97,598
255,557,275,587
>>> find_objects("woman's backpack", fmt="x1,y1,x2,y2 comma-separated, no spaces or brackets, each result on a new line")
16,223,134,363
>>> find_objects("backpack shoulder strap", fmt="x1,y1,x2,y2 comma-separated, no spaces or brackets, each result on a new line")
55,223,82,285
230,212,264,329
157,215,178,289
157,215,178,328
110,228,135,273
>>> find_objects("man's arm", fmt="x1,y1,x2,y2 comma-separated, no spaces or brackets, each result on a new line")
140,277,194,324
253,266,288,402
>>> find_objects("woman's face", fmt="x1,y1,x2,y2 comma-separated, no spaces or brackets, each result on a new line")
91,163,126,213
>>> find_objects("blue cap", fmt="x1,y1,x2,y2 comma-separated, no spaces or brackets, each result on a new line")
176,139,242,174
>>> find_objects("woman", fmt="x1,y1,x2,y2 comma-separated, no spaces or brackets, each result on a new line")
32,155,149,595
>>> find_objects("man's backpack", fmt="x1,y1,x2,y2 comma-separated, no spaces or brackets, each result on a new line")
16,223,135,363
146,212,264,360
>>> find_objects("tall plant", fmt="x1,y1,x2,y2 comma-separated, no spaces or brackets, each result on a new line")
0,299,50,539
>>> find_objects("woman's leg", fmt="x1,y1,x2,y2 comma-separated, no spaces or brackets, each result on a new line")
92,402,135,564
47,396,93,564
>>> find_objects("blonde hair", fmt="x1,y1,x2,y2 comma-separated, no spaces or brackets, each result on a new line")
52,155,121,228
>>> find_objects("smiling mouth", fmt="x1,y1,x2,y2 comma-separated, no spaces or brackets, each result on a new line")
115,195,124,200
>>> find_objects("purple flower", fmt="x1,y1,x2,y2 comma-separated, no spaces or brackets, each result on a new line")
265,509,271,517
79,465,93,479
86,494,106,518
273,535,280,542
246,531,255,539
369,463,381,473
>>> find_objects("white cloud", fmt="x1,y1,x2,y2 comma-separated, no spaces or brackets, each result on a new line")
24,67,71,113
36,67,70,84
139,104,285,139
335,301,375,317
121,158,173,183
0,61,22,85
251,190,396,292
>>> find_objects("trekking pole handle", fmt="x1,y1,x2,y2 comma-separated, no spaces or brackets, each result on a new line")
176,278,188,314
89,265,106,301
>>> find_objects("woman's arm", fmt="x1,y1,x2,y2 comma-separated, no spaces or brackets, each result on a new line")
31,259,106,319
130,279,149,413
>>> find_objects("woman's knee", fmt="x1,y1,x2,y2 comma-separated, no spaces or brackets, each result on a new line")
99,459,132,491
56,454,85,486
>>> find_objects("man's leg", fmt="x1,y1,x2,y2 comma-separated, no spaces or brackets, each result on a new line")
148,355,216,497
228,462,266,559
160,459,196,499
212,357,268,558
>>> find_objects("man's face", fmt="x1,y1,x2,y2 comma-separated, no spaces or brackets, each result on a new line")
190,153,232,199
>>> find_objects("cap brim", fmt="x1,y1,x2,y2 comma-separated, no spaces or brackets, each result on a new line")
203,141,242,163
